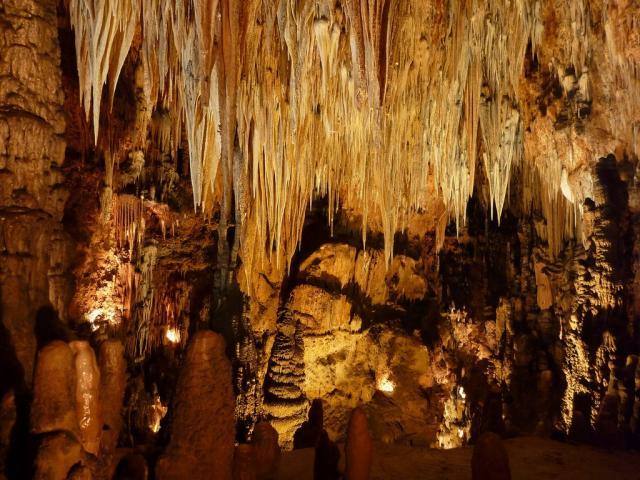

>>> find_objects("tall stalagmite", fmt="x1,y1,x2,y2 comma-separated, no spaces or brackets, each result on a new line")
156,331,235,480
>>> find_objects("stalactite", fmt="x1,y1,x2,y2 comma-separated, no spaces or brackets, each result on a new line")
67,0,640,284
113,194,145,258
68,0,140,143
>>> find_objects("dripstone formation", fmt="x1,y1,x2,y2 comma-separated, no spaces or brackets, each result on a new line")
1,0,640,478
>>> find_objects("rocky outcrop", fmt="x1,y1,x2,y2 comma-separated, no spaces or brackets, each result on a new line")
156,331,235,480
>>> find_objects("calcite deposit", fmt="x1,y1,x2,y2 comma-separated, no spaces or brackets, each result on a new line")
1,0,640,478
156,331,235,480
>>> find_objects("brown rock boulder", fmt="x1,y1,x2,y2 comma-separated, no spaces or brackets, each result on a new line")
156,331,235,480
471,432,511,480
31,341,78,437
345,407,372,480
251,421,281,479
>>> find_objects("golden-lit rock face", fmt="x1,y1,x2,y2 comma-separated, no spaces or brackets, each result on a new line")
64,0,639,273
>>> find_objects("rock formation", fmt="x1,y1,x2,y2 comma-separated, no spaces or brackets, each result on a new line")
30,340,106,479
0,0,71,387
98,340,126,456
313,430,341,480
34,432,88,480
233,444,257,480
156,331,235,480
251,422,281,479
69,341,102,455
471,432,511,480
345,408,373,480
2,0,640,477
31,341,79,438
294,399,324,449
263,310,308,448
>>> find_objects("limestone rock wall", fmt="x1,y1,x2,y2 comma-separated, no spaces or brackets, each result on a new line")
0,0,71,386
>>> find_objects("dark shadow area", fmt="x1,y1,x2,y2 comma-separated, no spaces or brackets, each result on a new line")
0,302,36,480
34,305,70,350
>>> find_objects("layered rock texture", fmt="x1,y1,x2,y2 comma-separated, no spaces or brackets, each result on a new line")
0,0,71,386
1,0,640,478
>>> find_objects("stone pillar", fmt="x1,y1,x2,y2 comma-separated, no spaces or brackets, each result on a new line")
0,0,71,385
156,331,235,480
69,341,102,456
99,340,126,456
31,341,79,437
251,421,280,479
345,407,372,480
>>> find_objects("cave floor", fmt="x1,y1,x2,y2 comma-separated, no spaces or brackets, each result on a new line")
276,436,640,479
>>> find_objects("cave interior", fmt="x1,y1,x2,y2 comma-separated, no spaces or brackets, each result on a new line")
1,0,640,479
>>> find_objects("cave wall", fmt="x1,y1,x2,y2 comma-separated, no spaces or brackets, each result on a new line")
0,0,72,388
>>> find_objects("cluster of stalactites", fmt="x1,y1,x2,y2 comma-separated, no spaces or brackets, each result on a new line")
68,0,636,278
113,194,145,258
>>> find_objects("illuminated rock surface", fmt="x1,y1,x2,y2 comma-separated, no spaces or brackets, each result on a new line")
1,0,640,478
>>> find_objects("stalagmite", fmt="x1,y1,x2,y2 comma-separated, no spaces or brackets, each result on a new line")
313,430,340,480
156,331,235,480
471,432,511,480
294,399,324,449
251,422,281,479
31,341,79,438
98,339,126,455
69,341,102,456
345,407,373,480
233,444,257,480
